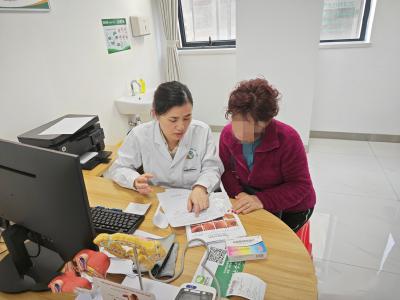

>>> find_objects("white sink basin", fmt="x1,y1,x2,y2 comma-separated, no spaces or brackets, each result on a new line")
115,91,153,116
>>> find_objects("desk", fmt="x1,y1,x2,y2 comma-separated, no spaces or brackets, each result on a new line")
0,174,317,300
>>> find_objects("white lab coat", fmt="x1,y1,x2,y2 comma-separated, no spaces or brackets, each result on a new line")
104,120,224,193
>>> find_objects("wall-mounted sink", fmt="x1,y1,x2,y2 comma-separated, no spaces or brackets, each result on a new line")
115,91,153,116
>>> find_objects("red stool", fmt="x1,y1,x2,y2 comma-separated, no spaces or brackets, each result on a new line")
296,221,312,257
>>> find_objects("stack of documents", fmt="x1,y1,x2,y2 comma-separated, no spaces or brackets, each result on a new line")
157,189,232,227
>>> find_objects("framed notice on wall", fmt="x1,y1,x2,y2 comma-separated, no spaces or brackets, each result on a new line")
0,0,50,11
102,18,132,54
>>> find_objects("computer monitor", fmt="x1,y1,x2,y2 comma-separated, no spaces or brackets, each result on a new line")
0,139,96,293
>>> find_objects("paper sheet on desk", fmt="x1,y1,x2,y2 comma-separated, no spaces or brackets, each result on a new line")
122,275,179,299
80,152,98,164
107,258,135,276
226,272,266,300
94,277,156,300
157,189,232,227
124,202,151,215
39,116,95,135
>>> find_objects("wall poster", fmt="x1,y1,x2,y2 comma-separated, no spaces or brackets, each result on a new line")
0,0,50,11
102,18,132,54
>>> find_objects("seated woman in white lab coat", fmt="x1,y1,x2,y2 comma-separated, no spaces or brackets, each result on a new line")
105,81,224,216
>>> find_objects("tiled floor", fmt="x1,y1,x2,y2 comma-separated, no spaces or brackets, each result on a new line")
309,139,400,299
212,133,400,299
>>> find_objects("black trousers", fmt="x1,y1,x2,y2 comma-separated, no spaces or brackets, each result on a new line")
243,185,313,233
272,208,314,233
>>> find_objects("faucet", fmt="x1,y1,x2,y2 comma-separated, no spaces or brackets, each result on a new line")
130,80,142,96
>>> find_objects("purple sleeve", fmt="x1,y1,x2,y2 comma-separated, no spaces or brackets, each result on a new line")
255,134,314,212
219,129,244,198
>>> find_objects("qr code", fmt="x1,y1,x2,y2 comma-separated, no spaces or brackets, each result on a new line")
207,247,226,265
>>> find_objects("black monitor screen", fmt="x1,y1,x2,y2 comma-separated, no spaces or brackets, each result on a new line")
0,139,96,292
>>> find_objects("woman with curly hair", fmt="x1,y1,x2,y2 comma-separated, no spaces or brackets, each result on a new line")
219,78,316,232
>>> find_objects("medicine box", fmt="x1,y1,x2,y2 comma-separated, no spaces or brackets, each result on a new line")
226,235,267,262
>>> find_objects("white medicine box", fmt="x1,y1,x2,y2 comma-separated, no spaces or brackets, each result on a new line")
130,16,151,37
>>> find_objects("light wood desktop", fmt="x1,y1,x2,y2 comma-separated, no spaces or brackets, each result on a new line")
0,150,317,299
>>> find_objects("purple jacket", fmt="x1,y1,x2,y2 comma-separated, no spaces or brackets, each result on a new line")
219,119,316,213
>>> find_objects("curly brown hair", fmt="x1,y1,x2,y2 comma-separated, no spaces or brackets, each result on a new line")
226,78,280,122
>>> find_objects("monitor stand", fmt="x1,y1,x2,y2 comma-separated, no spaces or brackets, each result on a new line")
0,225,65,293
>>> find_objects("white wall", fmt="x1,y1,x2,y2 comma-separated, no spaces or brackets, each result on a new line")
181,1,400,138
180,1,323,145
0,0,165,144
236,0,323,144
311,0,400,135
180,50,236,126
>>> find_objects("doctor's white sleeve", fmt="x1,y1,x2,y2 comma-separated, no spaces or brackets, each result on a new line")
194,128,224,193
103,132,142,190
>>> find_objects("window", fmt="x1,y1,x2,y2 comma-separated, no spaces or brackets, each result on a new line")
178,0,236,48
320,0,372,43
178,0,373,49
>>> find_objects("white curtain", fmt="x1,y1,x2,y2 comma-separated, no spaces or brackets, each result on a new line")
159,0,182,81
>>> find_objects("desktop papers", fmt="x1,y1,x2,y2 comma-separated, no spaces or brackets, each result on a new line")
80,152,98,164
122,275,179,299
39,116,95,135
106,258,135,276
186,212,246,246
93,277,155,300
157,189,232,227
124,202,151,215
226,272,267,300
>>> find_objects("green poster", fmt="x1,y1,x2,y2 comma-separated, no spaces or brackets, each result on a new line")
102,18,131,54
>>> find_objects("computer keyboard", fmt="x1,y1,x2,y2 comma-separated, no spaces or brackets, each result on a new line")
90,206,144,234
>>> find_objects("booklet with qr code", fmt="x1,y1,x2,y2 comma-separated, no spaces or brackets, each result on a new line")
185,212,247,247
192,242,245,297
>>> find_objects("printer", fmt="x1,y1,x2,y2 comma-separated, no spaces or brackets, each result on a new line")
18,114,111,170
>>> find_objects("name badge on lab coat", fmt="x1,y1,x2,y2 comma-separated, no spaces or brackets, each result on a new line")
186,148,197,159
184,148,198,172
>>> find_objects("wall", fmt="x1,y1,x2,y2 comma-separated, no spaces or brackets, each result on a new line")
311,0,400,135
180,1,400,138
235,0,322,145
180,1,322,145
180,49,236,126
0,0,165,144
